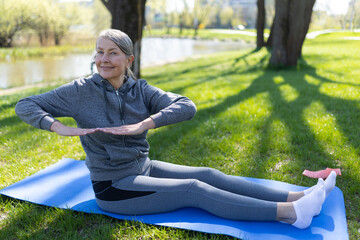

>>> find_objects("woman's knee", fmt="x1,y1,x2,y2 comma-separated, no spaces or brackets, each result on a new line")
198,167,226,181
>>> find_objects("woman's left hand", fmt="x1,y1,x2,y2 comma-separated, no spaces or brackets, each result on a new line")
99,118,155,135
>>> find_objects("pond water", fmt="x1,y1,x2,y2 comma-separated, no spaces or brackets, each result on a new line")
0,38,252,89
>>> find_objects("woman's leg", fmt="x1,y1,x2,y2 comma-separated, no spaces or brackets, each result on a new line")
149,160,289,202
288,170,338,202
95,174,279,221
278,179,326,229
93,167,329,228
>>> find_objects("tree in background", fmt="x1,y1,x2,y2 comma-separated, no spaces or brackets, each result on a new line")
146,0,246,34
29,0,83,46
256,0,265,49
264,0,315,66
219,6,234,29
178,0,192,34
0,0,30,47
192,0,212,36
28,0,59,46
0,0,83,47
230,6,244,28
255,0,316,66
348,0,359,30
92,0,111,35
146,0,174,33
310,0,359,30
55,2,87,45
101,0,146,79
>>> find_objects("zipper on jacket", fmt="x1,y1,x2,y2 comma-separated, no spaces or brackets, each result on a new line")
114,89,125,125
115,89,126,146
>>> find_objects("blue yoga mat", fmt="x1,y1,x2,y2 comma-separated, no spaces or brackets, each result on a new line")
0,158,348,240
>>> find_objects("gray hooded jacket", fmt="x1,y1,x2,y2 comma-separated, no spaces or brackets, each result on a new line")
15,73,197,181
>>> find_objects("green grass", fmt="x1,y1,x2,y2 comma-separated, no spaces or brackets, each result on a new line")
0,44,94,62
143,28,256,43
1,32,360,239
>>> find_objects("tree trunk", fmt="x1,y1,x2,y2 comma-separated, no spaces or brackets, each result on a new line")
0,34,14,48
179,17,184,35
269,0,315,66
256,0,265,49
266,18,274,48
287,0,315,65
54,33,61,46
348,0,356,30
101,0,146,79
269,0,288,65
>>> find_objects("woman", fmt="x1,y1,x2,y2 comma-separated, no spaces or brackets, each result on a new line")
15,29,336,229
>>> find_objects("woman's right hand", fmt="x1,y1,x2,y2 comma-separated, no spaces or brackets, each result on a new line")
50,121,98,136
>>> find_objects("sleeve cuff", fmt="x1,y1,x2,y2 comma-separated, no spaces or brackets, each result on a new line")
150,112,166,129
40,116,56,131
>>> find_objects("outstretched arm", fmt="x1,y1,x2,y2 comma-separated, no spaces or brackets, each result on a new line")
141,81,197,129
98,117,155,135
50,121,98,136
15,80,81,131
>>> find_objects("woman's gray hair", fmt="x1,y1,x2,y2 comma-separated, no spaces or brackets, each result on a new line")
97,29,136,79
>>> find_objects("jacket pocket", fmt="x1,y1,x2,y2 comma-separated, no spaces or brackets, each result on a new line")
103,144,141,166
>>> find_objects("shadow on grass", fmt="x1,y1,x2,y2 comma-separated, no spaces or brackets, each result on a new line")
0,196,115,240
147,50,360,186
147,60,221,85
0,195,237,240
1,48,359,238
231,48,265,67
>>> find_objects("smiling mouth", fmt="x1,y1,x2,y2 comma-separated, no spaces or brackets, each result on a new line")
101,66,114,70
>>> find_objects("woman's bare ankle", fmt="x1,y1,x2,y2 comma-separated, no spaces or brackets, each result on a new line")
287,191,305,202
276,202,296,224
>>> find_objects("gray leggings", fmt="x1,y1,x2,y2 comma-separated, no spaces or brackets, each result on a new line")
93,160,289,221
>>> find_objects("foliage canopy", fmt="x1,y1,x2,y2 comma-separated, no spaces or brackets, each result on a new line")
0,0,86,47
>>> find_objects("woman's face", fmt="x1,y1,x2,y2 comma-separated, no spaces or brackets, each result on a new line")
95,37,133,85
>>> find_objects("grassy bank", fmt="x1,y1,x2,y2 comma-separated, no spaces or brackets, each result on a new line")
0,44,94,62
0,28,255,62
143,28,257,43
1,32,360,239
